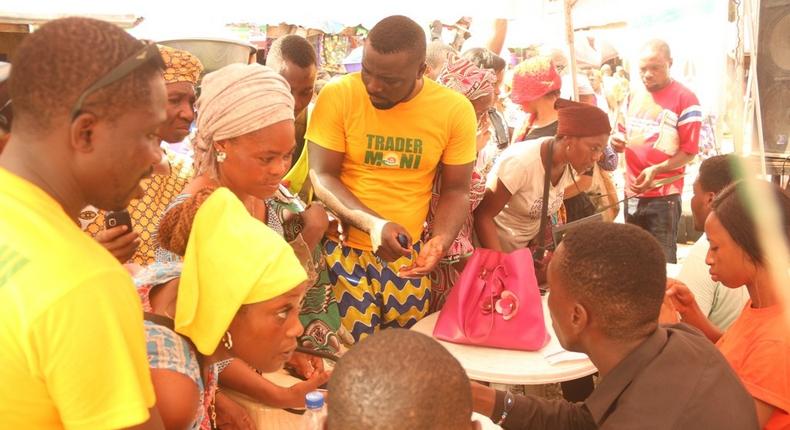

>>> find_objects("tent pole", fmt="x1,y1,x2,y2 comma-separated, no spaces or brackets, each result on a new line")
564,0,579,101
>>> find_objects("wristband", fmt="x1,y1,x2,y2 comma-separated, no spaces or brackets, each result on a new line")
369,218,389,252
496,391,515,425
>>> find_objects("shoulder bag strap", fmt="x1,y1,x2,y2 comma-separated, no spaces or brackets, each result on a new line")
144,312,175,330
534,139,554,259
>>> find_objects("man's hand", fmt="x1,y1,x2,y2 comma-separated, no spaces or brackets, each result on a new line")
398,235,446,278
610,133,627,153
630,164,660,194
375,222,412,262
287,351,325,379
214,392,255,430
95,225,139,263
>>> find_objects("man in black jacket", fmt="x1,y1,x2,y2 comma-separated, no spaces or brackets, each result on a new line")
472,222,759,429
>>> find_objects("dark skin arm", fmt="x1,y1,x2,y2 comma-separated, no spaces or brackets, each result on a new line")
400,162,473,277
563,174,593,199
147,369,199,430
308,142,411,261
123,409,165,430
474,179,512,252
665,279,724,342
219,358,330,409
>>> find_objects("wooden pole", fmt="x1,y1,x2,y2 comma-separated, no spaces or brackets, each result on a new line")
564,0,579,101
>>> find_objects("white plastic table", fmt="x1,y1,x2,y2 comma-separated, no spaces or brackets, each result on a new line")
411,295,597,385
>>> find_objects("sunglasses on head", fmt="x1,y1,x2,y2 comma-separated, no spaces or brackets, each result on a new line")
0,98,10,130
71,40,164,119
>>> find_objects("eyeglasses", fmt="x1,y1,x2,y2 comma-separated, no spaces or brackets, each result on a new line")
71,41,165,119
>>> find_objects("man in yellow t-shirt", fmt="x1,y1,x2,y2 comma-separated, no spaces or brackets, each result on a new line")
306,15,476,343
0,18,166,429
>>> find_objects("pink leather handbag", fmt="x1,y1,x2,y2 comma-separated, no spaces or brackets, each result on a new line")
433,247,550,351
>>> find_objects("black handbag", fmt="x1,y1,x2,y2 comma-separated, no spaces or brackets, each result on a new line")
564,169,597,223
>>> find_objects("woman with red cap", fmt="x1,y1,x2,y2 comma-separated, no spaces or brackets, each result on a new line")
509,56,563,143
474,99,611,253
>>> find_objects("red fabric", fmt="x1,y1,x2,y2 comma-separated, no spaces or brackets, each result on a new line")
623,80,701,197
510,56,562,105
555,98,611,137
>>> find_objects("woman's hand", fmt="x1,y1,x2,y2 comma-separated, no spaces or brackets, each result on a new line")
287,351,325,379
287,371,331,407
665,278,703,322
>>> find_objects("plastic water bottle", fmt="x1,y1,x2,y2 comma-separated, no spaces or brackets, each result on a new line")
300,391,327,430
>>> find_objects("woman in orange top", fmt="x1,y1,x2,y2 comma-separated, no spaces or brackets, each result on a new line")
678,181,790,429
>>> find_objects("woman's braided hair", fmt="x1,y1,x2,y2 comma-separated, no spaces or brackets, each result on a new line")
158,186,218,256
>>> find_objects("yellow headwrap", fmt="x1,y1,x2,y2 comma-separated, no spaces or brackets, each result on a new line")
158,45,204,85
175,187,308,355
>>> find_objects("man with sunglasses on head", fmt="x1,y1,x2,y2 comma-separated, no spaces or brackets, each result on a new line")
0,18,167,429
0,62,11,152
81,45,204,266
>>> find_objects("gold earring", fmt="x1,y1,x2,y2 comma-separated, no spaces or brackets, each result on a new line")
223,331,233,350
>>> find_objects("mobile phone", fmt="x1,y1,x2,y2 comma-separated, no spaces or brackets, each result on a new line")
105,210,133,231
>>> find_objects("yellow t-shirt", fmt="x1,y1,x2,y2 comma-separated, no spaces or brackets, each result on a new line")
305,73,477,250
0,168,156,429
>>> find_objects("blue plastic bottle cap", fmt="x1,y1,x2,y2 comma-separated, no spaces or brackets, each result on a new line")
305,391,324,409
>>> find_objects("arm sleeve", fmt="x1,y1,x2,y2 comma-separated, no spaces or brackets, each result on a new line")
492,390,597,430
598,144,619,172
677,238,716,318
441,100,478,165
736,340,790,415
493,149,528,195
676,92,702,155
34,270,156,430
304,81,347,152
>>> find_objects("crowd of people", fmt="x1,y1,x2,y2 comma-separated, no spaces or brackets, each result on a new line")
0,13,787,430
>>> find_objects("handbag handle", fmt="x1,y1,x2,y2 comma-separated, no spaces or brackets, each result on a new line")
533,139,554,261
462,263,508,343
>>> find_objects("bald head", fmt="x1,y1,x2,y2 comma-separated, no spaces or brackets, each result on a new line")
641,39,672,61
327,330,475,430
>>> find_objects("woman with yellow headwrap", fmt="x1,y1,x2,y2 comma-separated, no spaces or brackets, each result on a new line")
140,188,308,429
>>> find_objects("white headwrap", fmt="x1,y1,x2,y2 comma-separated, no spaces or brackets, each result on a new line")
193,63,295,176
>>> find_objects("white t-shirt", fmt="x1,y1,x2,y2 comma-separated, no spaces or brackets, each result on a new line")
677,234,749,330
488,137,574,252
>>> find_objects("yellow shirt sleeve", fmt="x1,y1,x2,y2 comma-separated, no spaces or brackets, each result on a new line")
305,79,347,153
441,98,477,165
33,269,155,430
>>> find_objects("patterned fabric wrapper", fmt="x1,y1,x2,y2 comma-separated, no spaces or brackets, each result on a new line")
437,58,497,101
158,45,204,85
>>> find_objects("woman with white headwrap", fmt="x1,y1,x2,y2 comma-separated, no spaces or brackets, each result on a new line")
151,64,340,423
